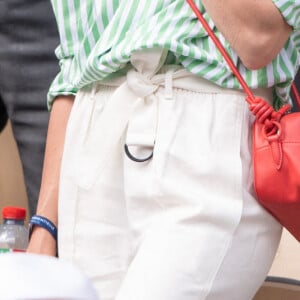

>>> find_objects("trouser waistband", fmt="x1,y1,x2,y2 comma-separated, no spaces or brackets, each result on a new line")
76,49,272,189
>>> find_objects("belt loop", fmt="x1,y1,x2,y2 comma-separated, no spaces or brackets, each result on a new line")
90,83,98,101
164,69,174,100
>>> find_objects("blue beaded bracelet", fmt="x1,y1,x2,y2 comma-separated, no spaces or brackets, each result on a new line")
29,215,57,241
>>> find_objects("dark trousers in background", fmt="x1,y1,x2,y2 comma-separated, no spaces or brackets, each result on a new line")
0,0,59,216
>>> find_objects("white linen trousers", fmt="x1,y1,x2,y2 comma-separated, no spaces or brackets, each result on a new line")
58,49,282,300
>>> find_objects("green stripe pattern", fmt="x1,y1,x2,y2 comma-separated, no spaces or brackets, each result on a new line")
48,0,300,108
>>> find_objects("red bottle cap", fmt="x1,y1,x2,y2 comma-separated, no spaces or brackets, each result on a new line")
2,206,26,220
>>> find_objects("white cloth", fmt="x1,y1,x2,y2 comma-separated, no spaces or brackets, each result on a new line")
58,50,282,300
0,253,99,300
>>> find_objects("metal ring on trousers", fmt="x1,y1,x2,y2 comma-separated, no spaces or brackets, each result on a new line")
124,144,154,162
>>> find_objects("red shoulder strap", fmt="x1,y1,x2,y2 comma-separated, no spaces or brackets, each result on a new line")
186,0,255,103
291,82,300,109
186,0,296,113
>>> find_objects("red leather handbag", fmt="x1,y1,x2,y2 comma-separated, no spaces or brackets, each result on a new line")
187,0,300,241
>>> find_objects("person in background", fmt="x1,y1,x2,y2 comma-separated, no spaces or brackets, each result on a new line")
28,1,298,299
0,0,59,216
0,96,8,133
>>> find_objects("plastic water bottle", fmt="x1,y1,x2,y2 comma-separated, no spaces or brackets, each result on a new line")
0,206,29,253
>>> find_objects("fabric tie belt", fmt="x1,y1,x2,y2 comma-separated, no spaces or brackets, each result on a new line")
71,49,272,189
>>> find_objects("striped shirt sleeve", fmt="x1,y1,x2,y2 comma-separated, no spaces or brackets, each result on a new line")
48,0,85,107
272,0,300,29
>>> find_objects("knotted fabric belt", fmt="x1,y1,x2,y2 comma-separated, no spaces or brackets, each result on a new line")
72,48,272,189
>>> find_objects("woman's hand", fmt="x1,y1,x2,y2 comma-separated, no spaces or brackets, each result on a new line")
27,227,57,257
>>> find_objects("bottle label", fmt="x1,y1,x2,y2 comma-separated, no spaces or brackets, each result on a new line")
0,248,25,253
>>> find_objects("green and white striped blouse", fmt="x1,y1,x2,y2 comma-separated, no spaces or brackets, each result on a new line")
49,0,300,109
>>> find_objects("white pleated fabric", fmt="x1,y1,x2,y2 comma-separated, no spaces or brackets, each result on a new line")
58,50,282,300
